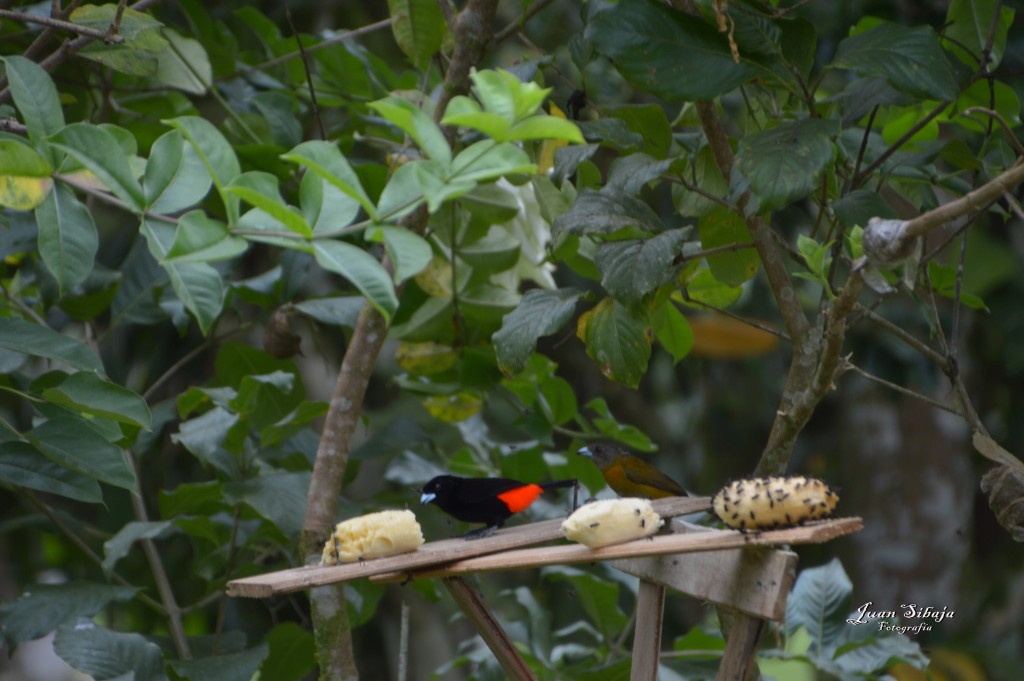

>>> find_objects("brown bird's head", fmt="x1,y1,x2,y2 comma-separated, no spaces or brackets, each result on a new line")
577,441,624,468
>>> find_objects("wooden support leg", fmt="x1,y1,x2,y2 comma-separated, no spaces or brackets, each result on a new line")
716,613,765,681
631,579,666,681
442,577,537,681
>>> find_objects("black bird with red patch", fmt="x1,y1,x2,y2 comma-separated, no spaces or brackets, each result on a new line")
420,475,577,539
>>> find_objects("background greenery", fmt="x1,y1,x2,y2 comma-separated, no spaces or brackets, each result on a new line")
1,0,1023,679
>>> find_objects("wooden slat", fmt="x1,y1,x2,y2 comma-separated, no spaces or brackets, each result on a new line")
716,614,765,681
631,580,666,681
612,521,798,621
443,577,537,681
370,517,862,583
226,496,710,598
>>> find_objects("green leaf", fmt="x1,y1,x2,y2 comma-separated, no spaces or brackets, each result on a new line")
227,171,311,236
70,5,167,74
735,118,839,211
155,28,211,94
144,130,212,213
370,226,432,284
171,406,240,476
459,226,521,272
449,140,535,183
28,416,136,491
493,288,586,375
49,123,145,210
102,521,175,577
587,0,763,101
945,0,1014,70
472,68,550,121
441,104,511,140
544,566,629,639
55,619,165,681
313,240,398,321
506,116,584,143
609,104,673,159
293,297,365,328
2,56,65,165
376,161,428,220
164,210,248,263
577,297,652,388
387,0,447,69
163,116,242,223
679,267,743,309
0,582,138,649
831,189,898,228
368,97,451,165
698,206,760,286
141,219,225,333
595,229,689,306
283,141,376,220
0,318,102,372
605,153,673,196
673,146,728,219
0,139,53,210
785,558,853,650
224,471,311,536
458,183,521,223
172,645,270,681
833,23,959,101
301,170,360,233
0,442,102,504
460,283,520,322
652,303,693,363
554,188,665,238
160,480,230,518
35,182,98,295
261,623,316,681
41,372,152,429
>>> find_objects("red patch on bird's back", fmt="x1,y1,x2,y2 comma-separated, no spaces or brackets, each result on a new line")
497,484,543,514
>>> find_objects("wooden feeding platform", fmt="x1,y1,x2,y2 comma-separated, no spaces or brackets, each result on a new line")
226,496,862,680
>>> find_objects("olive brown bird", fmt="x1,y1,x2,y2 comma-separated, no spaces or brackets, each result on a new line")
578,441,688,499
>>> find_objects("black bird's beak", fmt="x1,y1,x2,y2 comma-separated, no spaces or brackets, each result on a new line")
578,446,593,458
420,491,436,504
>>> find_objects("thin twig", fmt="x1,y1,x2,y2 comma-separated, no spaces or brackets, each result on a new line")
19,489,167,614
851,100,951,189
853,304,949,369
961,107,1024,156
229,18,392,79
845,363,962,416
283,0,326,140
0,8,124,42
851,105,878,186
494,0,559,43
125,452,191,660
397,600,411,681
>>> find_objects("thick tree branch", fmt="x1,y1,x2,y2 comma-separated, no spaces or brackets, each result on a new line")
300,3,500,679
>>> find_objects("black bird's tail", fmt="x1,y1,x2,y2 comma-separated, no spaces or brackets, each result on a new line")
540,478,577,491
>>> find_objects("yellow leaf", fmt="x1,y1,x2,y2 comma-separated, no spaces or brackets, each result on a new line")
687,313,780,358
414,256,454,298
396,341,458,375
0,175,53,210
422,391,483,422
537,102,569,175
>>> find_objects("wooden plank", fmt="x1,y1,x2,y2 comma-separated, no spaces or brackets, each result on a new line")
716,614,764,681
612,521,797,621
631,580,666,681
226,496,710,598
443,577,537,681
371,517,862,583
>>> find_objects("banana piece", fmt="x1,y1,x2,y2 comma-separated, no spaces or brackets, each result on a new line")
321,509,425,565
561,498,662,548
712,476,838,531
